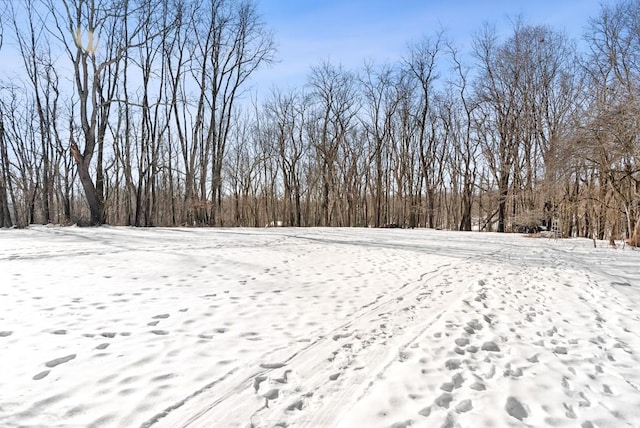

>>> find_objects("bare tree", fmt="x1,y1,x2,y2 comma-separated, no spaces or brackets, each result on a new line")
0,12,12,227
10,0,60,224
0,93,14,227
307,61,359,226
446,43,480,231
474,21,582,233
390,74,421,228
2,0,632,234
579,0,640,241
226,110,263,226
263,88,307,226
474,25,517,232
0,88,42,226
404,33,444,228
188,0,275,225
360,61,402,227
45,0,140,224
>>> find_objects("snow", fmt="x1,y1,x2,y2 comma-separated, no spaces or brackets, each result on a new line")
1,226,639,428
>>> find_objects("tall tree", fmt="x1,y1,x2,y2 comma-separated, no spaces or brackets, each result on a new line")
473,24,522,232
404,33,444,228
48,0,142,224
10,0,63,224
307,61,359,226
263,88,307,226
580,0,640,241
360,62,401,227
188,0,275,225
447,43,479,231
0,12,11,227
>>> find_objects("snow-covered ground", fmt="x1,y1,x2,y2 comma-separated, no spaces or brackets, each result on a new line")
1,226,639,428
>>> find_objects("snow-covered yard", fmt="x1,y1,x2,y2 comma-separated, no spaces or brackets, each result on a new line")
1,226,639,428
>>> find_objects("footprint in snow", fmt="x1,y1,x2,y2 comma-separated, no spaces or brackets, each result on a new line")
152,314,170,319
505,396,528,421
441,382,455,392
390,420,412,428
263,389,279,400
481,341,500,352
455,337,470,347
286,399,304,411
260,362,286,369
253,375,267,392
33,370,50,380
45,354,76,368
445,359,461,370
470,381,486,391
564,403,577,419
434,393,453,408
456,399,473,413
553,346,568,355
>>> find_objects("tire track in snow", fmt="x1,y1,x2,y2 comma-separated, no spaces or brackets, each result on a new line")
149,245,484,428
247,262,470,428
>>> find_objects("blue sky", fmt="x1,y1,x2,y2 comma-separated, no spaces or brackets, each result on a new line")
0,0,610,101
250,0,608,95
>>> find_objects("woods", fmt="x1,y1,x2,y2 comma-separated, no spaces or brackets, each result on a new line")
0,0,639,240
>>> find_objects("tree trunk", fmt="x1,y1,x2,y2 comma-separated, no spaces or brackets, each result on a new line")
71,141,103,225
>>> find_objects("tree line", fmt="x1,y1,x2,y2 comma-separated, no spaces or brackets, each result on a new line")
0,0,638,241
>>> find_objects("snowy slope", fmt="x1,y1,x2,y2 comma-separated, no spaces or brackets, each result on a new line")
0,226,639,428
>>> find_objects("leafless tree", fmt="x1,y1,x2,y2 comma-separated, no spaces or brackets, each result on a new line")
188,0,275,225
404,32,444,228
390,74,421,228
446,43,480,230
307,61,359,226
2,0,635,235
45,0,141,224
360,61,402,227
473,24,524,232
579,0,640,241
263,88,307,226
0,12,11,227
10,0,63,224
